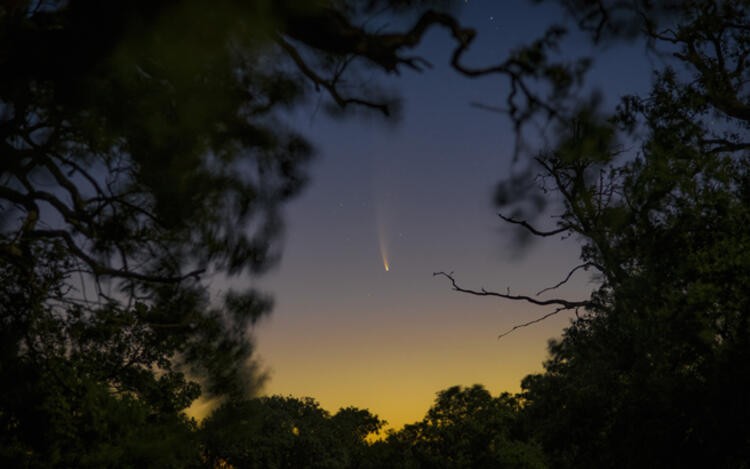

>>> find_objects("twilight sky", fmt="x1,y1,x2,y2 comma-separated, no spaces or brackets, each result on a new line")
247,0,652,429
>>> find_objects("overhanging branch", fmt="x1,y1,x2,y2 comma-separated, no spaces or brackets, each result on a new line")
433,271,590,310
497,307,569,339
275,36,392,116
536,262,601,296
498,212,570,237
434,271,591,338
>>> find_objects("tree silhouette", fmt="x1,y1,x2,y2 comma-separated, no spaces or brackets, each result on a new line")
371,385,545,469
201,396,383,468
0,0,482,465
438,1,750,466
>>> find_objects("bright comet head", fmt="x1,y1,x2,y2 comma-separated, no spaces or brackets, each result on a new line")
377,216,390,272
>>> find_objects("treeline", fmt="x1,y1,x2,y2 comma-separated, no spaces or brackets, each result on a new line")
0,381,544,467
201,385,545,469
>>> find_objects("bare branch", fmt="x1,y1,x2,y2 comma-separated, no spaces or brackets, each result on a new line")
277,5,569,145
536,262,600,296
275,35,392,116
497,306,571,339
498,212,570,237
433,271,590,310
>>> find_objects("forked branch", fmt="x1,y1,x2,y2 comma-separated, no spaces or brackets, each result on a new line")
277,7,564,125
276,36,392,116
433,271,591,338
433,271,590,310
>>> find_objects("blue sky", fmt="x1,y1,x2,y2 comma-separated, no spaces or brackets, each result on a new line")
243,0,652,428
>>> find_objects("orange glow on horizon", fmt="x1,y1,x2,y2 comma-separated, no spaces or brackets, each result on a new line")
255,303,577,431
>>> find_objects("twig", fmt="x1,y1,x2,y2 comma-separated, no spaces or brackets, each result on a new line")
433,272,590,339
433,271,589,310
536,262,598,296
498,212,569,237
497,306,571,339
276,36,392,116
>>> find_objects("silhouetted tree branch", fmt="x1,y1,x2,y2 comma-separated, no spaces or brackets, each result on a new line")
276,35,394,116
498,306,573,339
498,212,571,237
535,262,600,296
433,271,591,338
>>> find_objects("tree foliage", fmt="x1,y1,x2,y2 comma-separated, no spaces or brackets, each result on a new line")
440,0,750,466
0,0,481,465
201,396,383,468
370,385,545,469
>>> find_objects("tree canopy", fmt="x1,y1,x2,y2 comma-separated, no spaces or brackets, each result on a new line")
438,0,750,466
0,0,482,465
374,385,546,469
201,396,383,468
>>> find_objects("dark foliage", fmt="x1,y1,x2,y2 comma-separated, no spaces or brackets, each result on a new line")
201,396,383,468
0,0,477,465
373,385,546,469
470,1,750,467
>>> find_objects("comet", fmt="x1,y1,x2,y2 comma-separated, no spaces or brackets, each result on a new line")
373,175,393,272
378,223,390,272
376,206,390,272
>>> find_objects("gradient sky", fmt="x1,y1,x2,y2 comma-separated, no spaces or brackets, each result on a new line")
245,0,652,430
